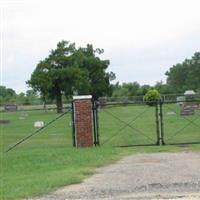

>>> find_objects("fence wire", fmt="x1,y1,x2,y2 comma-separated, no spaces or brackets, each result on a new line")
98,104,157,146
2,109,71,153
161,102,200,144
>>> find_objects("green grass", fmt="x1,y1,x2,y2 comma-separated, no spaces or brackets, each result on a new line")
99,104,200,146
1,104,200,199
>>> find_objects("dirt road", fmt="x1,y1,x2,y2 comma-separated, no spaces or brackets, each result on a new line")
29,152,200,200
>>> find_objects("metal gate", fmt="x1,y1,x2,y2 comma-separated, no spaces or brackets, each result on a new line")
160,100,200,145
95,101,164,147
71,99,200,147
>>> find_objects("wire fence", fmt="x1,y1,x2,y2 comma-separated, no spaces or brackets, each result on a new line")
97,99,200,147
1,97,200,152
1,108,73,153
162,103,200,145
98,103,157,147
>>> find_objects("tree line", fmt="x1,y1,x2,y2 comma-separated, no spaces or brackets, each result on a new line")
0,86,41,105
165,52,200,93
0,81,172,106
1,40,199,112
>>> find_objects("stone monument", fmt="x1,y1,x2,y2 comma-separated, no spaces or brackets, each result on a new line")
180,90,196,116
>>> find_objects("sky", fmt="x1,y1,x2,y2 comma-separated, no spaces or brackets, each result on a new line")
0,0,200,94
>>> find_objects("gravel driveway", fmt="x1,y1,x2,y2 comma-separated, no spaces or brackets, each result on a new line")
29,152,200,200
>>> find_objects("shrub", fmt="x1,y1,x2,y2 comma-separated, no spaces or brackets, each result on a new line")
144,89,161,106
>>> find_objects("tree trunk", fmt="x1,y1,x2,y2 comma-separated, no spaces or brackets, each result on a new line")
55,90,63,113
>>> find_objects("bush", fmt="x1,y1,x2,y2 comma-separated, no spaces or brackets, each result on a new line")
144,89,161,106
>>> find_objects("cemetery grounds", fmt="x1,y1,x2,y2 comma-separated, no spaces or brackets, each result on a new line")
0,103,200,199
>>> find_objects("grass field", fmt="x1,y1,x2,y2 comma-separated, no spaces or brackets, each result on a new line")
1,104,200,199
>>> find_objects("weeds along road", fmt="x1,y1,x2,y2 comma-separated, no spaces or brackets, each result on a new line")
29,152,200,200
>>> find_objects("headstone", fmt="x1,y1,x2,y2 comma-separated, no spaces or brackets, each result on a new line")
166,111,176,115
0,120,10,124
184,90,196,96
180,90,197,115
34,121,44,128
4,104,18,112
181,104,194,116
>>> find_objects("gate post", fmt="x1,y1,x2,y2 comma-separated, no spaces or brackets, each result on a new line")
155,103,161,145
71,101,76,147
159,101,165,145
73,95,94,147
92,101,100,146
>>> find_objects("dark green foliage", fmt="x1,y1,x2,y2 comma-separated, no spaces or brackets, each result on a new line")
154,81,173,94
0,86,16,104
165,52,200,93
111,82,150,98
27,41,114,113
0,86,42,106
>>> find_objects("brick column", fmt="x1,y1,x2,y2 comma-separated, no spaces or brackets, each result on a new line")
73,95,93,147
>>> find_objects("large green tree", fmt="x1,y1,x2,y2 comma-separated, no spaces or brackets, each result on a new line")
165,52,200,93
27,41,114,113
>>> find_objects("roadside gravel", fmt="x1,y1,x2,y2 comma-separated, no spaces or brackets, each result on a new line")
29,152,200,200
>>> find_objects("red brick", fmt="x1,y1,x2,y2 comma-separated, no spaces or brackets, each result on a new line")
73,98,93,147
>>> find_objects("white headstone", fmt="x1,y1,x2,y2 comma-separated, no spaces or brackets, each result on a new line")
34,121,44,128
184,90,196,96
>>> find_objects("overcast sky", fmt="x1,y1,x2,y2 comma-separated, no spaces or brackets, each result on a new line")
1,0,200,93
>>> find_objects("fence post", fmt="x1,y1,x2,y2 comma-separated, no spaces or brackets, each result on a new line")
71,101,76,147
96,102,100,146
155,103,161,145
159,101,165,145
92,100,97,146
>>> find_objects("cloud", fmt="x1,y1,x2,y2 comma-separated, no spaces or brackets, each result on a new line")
1,0,200,93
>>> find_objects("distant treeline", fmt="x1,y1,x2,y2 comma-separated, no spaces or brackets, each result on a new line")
111,81,170,98
112,52,200,98
1,51,199,105
0,86,41,105
1,80,199,106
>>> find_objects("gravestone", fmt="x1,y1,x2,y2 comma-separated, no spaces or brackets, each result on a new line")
0,120,10,124
4,104,18,112
180,90,197,116
181,104,194,116
34,121,44,128
167,111,176,115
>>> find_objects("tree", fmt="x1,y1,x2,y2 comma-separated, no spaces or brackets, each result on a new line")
73,44,114,99
27,41,114,113
0,85,16,104
111,82,152,98
136,84,151,96
165,52,200,93
154,81,173,94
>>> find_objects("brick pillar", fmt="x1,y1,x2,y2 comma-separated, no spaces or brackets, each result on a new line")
73,95,93,147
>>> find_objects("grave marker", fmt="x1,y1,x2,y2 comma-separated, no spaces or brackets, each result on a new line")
0,120,10,124
4,104,18,112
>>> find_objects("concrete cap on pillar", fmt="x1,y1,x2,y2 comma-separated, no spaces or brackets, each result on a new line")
73,95,92,100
